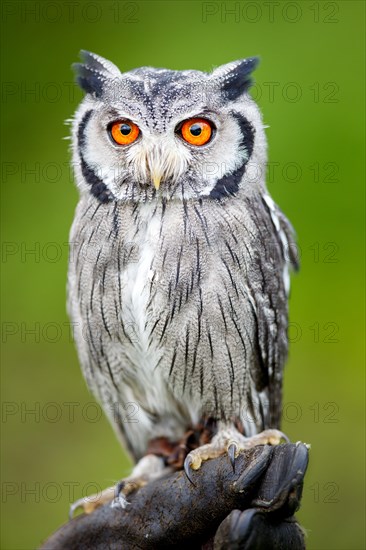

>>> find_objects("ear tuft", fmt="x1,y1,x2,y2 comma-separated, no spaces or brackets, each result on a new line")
72,51,121,97
211,57,259,100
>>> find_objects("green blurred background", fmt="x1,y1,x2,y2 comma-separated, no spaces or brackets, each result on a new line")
1,1,365,548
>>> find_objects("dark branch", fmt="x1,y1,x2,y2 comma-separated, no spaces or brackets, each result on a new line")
41,443,309,549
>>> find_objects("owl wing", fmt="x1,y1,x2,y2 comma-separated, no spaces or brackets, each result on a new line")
243,193,299,431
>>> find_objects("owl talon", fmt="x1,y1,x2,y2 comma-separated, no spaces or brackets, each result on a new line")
111,476,149,510
111,485,131,510
114,480,125,498
183,455,196,486
68,499,82,520
227,442,237,473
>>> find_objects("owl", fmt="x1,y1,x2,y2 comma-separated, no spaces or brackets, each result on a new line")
68,51,298,513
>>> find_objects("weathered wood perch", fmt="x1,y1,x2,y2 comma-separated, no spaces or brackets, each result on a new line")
41,443,309,549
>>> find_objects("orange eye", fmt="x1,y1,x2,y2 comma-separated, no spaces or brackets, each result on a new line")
110,120,140,145
180,118,213,146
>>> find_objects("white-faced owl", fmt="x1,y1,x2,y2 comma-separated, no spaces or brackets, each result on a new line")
68,51,298,511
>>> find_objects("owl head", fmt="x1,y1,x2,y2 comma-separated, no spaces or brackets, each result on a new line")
71,51,267,203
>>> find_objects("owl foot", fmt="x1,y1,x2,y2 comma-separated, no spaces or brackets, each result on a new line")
111,454,169,510
184,428,288,484
69,454,169,518
69,486,116,519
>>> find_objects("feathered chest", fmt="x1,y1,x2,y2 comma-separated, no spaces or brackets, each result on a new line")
70,197,235,360
69,193,289,371
69,198,207,351
115,201,212,357
118,205,163,357
68,193,294,429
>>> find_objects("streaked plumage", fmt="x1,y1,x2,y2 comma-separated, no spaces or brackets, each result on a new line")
68,51,298,465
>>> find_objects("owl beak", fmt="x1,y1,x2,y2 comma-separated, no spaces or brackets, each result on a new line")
152,174,162,190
